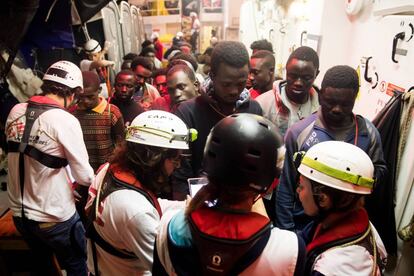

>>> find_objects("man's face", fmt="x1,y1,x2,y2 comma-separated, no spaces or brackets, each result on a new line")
212,63,249,105
286,58,317,103
88,52,101,62
77,83,100,110
134,65,153,89
145,52,156,61
114,74,137,101
319,87,357,128
154,75,168,96
249,58,273,92
167,71,198,107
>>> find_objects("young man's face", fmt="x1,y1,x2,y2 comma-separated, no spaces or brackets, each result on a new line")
297,175,319,216
286,58,318,103
114,74,137,101
249,57,273,92
134,65,153,90
319,87,357,128
154,75,168,96
77,83,100,110
88,52,101,62
212,63,249,105
167,70,198,106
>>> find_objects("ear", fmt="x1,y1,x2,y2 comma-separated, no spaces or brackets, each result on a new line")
318,193,332,209
194,79,200,92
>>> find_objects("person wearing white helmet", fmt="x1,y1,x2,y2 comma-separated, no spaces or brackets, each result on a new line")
296,141,387,275
151,31,164,61
84,110,197,275
5,60,94,275
81,39,115,98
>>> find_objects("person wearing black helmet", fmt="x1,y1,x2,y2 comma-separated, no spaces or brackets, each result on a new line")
153,113,305,275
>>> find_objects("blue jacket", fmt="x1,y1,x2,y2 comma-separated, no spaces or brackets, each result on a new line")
276,110,387,231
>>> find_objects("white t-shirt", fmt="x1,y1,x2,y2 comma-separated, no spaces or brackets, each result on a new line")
6,101,94,222
86,164,185,275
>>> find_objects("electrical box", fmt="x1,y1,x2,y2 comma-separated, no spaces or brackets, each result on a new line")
373,0,414,16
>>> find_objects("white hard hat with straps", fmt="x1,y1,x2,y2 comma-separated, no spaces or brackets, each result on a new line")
126,110,197,150
297,141,375,195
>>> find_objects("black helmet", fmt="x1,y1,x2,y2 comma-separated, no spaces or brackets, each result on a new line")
203,113,282,192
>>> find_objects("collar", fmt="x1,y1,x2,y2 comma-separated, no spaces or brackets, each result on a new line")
29,95,62,108
190,206,270,240
201,79,250,116
276,80,319,113
315,109,369,137
306,208,369,253
91,96,108,114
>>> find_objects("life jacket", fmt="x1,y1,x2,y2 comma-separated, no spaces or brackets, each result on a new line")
305,208,385,275
86,164,161,259
188,207,271,275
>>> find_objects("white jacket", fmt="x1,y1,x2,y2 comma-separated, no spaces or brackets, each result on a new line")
6,97,94,222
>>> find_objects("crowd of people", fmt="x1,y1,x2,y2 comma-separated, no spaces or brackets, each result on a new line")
4,34,389,275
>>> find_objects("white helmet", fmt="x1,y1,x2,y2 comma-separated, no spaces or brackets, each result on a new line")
297,141,375,195
125,110,197,150
151,32,159,40
84,39,102,54
43,60,83,89
176,31,183,38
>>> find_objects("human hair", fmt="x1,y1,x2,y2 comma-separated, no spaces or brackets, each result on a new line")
152,68,168,79
164,45,181,60
250,39,274,53
167,59,195,72
167,64,196,82
123,53,138,61
110,140,179,195
311,180,364,212
286,46,319,70
82,71,100,90
130,56,155,71
251,50,275,69
170,53,198,71
178,41,192,50
141,40,153,49
41,80,80,97
321,65,359,95
140,46,156,57
185,179,254,216
210,41,249,76
203,47,213,56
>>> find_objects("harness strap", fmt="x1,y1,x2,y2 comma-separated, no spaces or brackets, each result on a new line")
86,169,160,274
86,222,136,259
8,141,68,168
17,102,63,219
